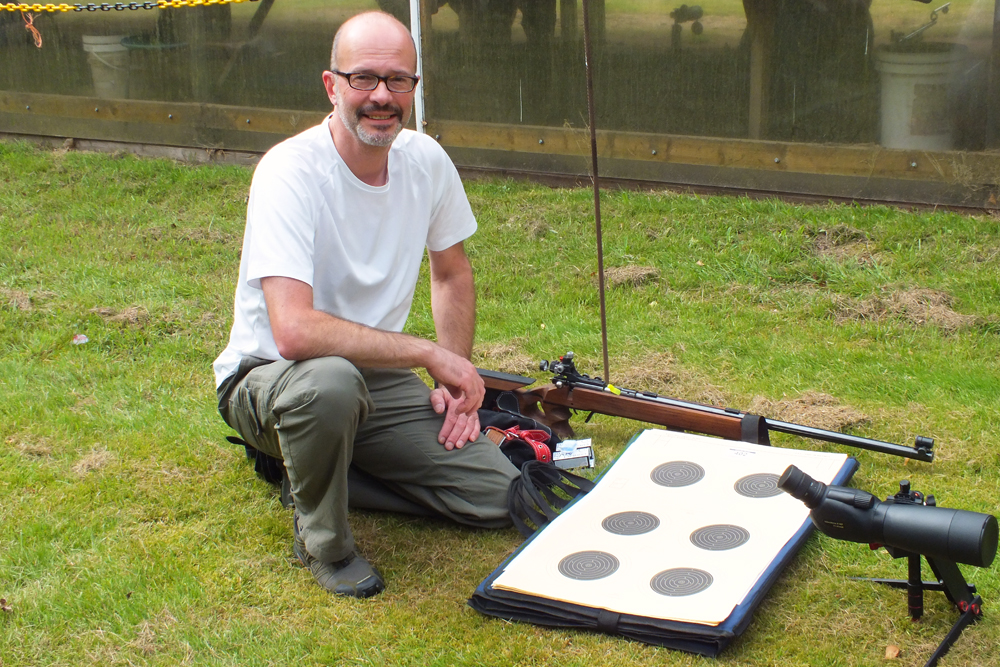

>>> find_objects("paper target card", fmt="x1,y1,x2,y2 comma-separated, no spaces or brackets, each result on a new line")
491,429,849,626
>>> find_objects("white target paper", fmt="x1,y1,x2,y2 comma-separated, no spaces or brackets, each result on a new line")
492,429,849,625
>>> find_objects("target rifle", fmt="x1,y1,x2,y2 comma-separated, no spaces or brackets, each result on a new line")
478,351,935,463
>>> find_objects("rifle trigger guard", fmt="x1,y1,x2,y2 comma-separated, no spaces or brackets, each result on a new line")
741,414,771,446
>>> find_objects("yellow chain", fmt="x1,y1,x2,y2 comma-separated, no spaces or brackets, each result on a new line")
3,0,252,11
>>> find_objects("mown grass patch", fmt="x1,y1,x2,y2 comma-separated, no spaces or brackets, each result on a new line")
2,140,998,666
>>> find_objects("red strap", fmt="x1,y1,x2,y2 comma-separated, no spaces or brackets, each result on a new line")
504,427,552,463
505,428,551,442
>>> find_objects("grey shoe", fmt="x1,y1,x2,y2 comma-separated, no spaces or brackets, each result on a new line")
293,515,385,598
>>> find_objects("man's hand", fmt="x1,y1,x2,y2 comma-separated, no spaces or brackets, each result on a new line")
425,346,484,415
426,347,485,450
430,385,482,450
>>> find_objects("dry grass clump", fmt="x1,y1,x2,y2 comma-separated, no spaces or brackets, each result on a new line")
813,224,868,249
813,224,875,264
474,341,537,377
607,352,730,407
523,218,552,239
691,384,730,407
9,435,54,458
69,395,99,415
834,288,976,333
611,352,677,393
129,608,179,655
90,306,150,325
2,289,57,312
747,391,870,432
72,448,114,474
2,289,33,311
604,265,660,288
501,212,551,239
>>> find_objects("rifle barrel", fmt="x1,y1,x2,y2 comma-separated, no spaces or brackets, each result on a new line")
762,419,933,462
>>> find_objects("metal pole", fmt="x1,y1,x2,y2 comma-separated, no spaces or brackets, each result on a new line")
581,0,611,384
410,0,425,133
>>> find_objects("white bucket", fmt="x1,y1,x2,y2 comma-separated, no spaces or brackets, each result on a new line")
82,35,129,99
874,43,967,151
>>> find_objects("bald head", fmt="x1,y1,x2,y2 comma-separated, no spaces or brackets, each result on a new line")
330,11,417,72
323,11,419,151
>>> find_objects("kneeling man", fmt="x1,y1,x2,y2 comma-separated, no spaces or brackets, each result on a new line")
214,11,519,598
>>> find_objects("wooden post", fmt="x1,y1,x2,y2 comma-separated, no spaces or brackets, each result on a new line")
560,0,577,41
743,0,774,140
589,0,605,46
748,30,770,139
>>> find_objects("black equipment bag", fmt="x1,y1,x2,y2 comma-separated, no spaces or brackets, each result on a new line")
478,409,560,468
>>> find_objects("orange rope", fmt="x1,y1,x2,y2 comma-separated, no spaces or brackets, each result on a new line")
23,11,42,48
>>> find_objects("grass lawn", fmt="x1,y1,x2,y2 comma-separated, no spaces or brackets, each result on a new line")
1,140,999,666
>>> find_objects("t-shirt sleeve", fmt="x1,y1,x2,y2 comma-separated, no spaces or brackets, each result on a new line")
243,153,317,290
425,145,477,252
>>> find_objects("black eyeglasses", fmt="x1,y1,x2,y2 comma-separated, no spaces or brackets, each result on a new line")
333,70,420,93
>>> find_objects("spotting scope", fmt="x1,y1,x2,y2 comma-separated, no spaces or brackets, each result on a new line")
778,465,998,568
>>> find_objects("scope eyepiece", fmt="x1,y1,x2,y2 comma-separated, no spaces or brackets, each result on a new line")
778,465,827,508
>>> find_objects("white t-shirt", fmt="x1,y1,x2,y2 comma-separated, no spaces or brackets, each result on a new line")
213,122,477,388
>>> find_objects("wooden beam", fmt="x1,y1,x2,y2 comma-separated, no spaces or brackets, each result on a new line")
0,92,325,136
426,119,1000,185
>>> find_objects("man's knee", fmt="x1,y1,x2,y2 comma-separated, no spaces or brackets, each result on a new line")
271,356,373,427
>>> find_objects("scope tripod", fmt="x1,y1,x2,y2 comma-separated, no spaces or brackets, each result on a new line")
851,482,985,667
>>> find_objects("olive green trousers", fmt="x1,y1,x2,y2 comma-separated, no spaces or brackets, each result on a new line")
219,356,519,563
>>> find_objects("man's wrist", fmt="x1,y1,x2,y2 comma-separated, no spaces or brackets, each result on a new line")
417,338,443,374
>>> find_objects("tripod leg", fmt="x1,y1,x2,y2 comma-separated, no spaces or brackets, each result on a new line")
923,596,982,667
908,554,924,620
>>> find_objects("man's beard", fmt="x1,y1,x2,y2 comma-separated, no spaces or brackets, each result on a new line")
336,88,407,148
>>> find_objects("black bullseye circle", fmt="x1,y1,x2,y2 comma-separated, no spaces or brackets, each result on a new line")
650,568,714,596
651,461,705,487
690,524,751,551
557,551,620,581
734,473,782,498
602,511,660,536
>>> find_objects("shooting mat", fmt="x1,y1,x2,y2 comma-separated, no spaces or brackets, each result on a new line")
470,429,858,655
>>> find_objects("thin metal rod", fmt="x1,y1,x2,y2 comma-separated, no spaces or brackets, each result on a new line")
409,0,425,132
581,0,611,384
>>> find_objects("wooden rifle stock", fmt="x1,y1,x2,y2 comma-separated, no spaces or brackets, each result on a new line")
521,384,744,441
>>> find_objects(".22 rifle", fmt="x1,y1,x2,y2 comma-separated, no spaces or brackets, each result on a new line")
478,351,934,463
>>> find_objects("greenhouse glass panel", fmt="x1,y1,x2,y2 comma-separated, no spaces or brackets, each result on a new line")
420,0,996,147
0,0,385,110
